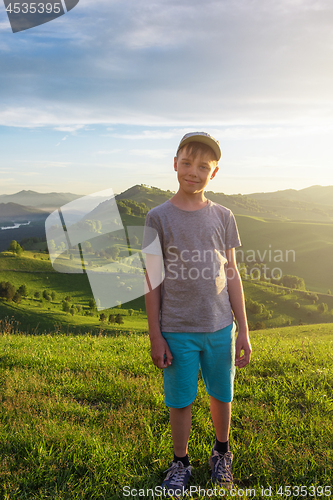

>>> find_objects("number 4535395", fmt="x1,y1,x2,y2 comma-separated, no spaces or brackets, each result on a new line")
6,3,62,14
277,486,331,497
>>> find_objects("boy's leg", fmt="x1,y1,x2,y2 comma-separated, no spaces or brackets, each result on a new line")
209,396,233,486
170,403,192,457
210,397,231,442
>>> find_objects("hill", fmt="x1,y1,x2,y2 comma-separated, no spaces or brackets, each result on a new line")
235,215,333,293
249,184,333,206
0,202,47,220
118,184,333,222
0,190,81,210
1,184,333,292
0,248,332,334
248,185,333,221
115,184,173,207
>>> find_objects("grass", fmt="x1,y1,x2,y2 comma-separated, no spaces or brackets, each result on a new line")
234,215,333,293
243,281,333,329
2,249,333,337
0,320,332,499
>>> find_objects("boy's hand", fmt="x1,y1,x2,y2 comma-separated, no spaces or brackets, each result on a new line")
235,330,252,368
150,334,173,369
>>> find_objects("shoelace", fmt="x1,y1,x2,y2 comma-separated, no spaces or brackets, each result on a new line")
164,462,189,487
214,453,232,480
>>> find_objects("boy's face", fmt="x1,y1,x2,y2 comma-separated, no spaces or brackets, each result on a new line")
174,147,219,195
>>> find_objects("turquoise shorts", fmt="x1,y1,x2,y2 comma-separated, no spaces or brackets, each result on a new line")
161,323,236,408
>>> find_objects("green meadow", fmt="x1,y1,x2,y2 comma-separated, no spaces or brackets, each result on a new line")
1,248,333,335
0,321,332,499
235,216,333,294
1,204,333,499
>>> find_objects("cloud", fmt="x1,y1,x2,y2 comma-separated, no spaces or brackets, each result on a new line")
1,0,333,130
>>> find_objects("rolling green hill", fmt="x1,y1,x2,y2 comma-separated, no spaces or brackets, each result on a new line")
235,216,333,293
0,248,332,334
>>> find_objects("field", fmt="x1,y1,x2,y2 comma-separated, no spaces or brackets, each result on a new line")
235,216,333,294
0,251,147,334
0,321,332,499
1,249,333,335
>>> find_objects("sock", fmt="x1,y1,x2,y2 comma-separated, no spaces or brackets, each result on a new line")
214,438,229,454
173,453,190,467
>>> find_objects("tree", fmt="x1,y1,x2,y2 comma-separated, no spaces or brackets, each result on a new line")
34,291,41,299
48,240,56,251
317,303,328,314
8,240,17,254
88,298,96,310
43,290,51,301
115,314,124,325
15,244,23,256
107,246,120,260
62,300,71,313
82,241,93,253
280,275,305,290
18,284,28,297
0,281,16,301
108,314,115,324
99,313,106,323
12,292,22,304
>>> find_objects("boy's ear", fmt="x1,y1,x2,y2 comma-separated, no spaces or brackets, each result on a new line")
210,166,219,179
174,157,178,171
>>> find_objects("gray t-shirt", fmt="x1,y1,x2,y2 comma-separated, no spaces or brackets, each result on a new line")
143,199,241,333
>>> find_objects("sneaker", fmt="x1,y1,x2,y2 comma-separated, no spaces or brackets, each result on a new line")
209,448,233,487
161,460,192,498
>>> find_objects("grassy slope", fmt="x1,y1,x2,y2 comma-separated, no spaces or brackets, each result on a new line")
235,215,333,293
0,323,332,499
0,251,146,334
1,247,333,334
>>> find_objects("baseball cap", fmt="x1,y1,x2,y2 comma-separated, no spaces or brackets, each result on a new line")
176,132,221,161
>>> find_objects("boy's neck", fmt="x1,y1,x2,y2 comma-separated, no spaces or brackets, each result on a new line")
170,190,209,211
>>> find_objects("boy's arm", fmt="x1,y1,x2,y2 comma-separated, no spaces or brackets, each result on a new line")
145,254,173,369
226,248,252,368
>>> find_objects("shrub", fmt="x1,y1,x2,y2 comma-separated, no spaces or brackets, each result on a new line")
115,314,124,325
18,284,28,297
12,292,22,304
0,281,16,301
62,301,71,313
317,303,328,314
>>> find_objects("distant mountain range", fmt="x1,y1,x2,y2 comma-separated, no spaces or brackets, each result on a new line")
249,185,333,206
0,203,46,219
0,190,81,210
1,184,333,223
116,184,333,222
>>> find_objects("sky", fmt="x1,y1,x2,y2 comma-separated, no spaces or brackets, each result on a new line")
1,0,333,196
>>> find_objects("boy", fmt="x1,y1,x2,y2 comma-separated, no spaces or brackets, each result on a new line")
143,132,251,494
